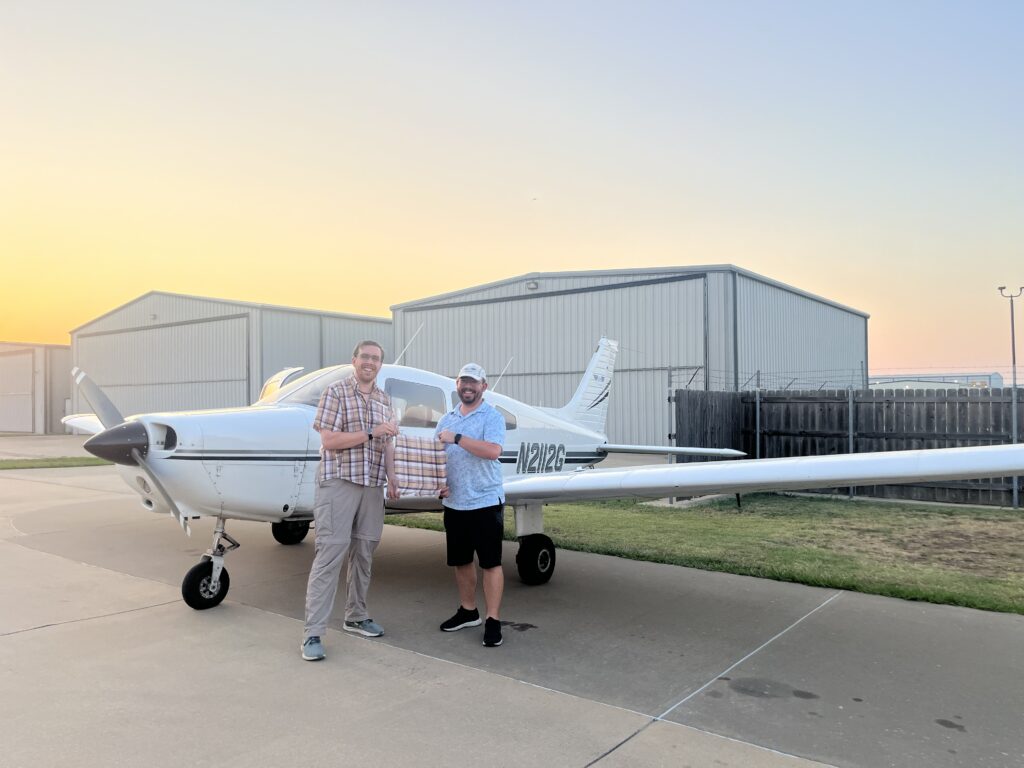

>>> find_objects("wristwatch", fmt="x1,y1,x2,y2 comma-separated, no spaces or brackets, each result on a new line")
454,433,462,445
366,430,373,441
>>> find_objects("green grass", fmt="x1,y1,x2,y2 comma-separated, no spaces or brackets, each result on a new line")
0,457,112,470
387,494,1024,614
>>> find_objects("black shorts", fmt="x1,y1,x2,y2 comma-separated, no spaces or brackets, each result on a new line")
443,503,504,569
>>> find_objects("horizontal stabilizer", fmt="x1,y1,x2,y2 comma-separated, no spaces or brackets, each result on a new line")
599,444,745,458
504,444,1024,503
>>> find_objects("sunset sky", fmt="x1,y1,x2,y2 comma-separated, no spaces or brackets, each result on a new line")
2,1,1022,376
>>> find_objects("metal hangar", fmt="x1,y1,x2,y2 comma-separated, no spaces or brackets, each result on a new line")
391,266,869,445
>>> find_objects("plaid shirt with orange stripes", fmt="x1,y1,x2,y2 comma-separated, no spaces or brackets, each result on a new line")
314,375,393,486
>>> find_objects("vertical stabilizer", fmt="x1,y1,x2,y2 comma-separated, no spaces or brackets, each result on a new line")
555,338,618,435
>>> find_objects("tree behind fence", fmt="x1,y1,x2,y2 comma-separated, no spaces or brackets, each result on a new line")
674,388,1023,506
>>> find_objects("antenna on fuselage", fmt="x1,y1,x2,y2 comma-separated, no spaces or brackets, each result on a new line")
490,357,514,392
393,323,424,366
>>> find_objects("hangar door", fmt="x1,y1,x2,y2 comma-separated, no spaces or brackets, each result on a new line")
75,316,249,416
0,350,34,432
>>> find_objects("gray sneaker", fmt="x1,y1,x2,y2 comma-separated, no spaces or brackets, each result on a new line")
301,636,325,661
344,618,384,637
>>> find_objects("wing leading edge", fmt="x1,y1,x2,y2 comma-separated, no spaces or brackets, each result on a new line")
503,443,1024,503
599,443,745,458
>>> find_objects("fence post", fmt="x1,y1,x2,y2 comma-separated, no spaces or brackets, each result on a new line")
848,386,855,499
667,368,674,506
755,386,761,459
1013,386,1019,509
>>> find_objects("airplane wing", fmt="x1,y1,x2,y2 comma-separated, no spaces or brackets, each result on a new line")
504,444,1024,503
61,413,104,435
599,444,745,458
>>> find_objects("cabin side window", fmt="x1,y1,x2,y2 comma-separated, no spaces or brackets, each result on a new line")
386,379,448,428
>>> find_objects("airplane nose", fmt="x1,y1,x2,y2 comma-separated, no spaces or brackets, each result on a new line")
83,421,149,466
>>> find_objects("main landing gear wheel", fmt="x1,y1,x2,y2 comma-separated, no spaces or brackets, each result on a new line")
181,559,230,610
271,520,310,545
516,533,556,585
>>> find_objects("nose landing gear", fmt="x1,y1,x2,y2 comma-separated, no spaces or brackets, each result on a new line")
181,517,239,610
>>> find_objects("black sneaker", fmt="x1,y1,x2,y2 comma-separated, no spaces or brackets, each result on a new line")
483,617,503,647
440,606,481,632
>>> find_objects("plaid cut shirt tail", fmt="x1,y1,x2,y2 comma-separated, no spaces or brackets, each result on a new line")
393,434,446,498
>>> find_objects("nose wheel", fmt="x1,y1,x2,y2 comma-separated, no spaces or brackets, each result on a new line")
181,518,239,610
182,559,231,609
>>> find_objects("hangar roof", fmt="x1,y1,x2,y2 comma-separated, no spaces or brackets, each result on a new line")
391,264,869,318
71,290,391,334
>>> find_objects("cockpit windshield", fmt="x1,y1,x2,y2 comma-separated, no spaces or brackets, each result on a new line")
263,365,354,407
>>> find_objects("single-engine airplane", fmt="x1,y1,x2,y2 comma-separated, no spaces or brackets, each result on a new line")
65,338,1024,611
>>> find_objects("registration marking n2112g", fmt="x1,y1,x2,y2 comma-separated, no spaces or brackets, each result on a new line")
516,442,566,474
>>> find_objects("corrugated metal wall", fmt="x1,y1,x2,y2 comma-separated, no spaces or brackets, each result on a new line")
46,347,71,433
76,316,249,416
416,270,684,307
71,293,393,417
392,267,868,446
0,343,70,434
260,311,321,387
0,348,35,432
321,316,394,366
394,276,707,444
704,271,736,389
78,293,243,335
258,311,393,394
735,274,867,390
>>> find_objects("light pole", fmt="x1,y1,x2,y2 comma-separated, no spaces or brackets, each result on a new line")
998,286,1022,508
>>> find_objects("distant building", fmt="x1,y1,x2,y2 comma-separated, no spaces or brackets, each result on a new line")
869,372,1004,390
0,342,71,434
70,291,392,417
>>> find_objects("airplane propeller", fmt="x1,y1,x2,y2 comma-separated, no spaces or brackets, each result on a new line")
72,368,191,534
72,367,125,429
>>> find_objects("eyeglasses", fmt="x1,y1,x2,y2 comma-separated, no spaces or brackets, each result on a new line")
356,353,382,363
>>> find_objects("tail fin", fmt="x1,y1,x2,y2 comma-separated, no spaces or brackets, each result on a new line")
554,338,618,435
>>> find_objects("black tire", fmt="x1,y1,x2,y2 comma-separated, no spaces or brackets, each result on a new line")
516,534,556,585
181,559,230,610
271,520,310,545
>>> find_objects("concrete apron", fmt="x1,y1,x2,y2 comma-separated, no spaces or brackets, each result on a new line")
3,468,1022,767
0,434,89,459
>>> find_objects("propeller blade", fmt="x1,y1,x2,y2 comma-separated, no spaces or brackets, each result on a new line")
71,368,125,429
131,448,191,535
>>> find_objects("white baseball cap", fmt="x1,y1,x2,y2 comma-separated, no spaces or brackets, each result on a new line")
457,363,486,381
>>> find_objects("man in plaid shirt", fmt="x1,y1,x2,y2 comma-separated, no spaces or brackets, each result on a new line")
301,340,400,662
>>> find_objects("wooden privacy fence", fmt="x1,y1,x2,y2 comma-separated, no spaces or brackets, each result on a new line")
673,388,1024,506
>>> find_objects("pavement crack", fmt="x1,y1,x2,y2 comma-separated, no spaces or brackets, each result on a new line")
657,590,845,721
0,599,181,637
583,720,656,766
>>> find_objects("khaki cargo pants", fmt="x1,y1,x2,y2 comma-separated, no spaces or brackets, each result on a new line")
303,478,385,639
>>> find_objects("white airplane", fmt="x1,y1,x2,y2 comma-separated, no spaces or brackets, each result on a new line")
66,338,1024,612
